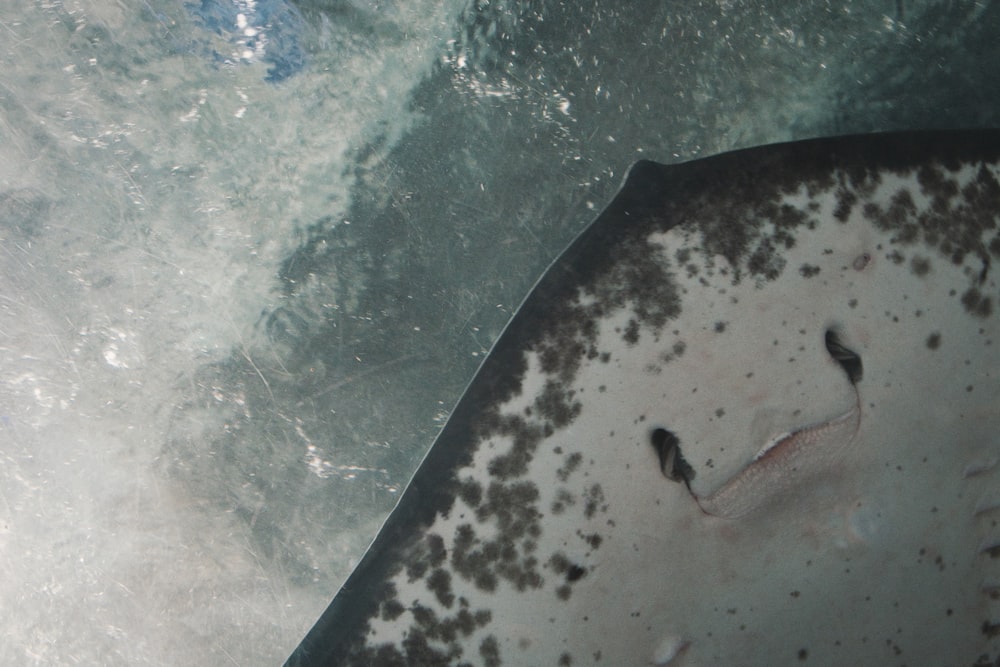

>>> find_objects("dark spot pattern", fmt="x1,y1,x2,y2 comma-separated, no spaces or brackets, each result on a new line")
534,381,581,429
291,131,1000,666
480,636,500,667
458,479,483,508
622,319,640,345
583,484,605,519
833,188,857,221
484,414,545,481
550,488,575,514
427,569,454,608
556,452,583,483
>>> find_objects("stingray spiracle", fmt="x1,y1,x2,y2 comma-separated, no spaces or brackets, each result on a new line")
695,395,862,519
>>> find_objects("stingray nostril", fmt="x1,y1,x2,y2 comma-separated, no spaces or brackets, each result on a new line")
650,428,694,487
825,329,863,385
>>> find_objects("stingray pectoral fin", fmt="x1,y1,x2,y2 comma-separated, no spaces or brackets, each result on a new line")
696,402,862,519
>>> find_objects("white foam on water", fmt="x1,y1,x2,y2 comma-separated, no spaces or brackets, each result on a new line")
0,0,461,662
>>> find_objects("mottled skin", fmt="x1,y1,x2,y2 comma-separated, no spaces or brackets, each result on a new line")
288,131,1000,666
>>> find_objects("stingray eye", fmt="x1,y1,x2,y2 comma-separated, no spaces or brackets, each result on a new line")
650,428,695,487
825,329,863,384
853,252,872,270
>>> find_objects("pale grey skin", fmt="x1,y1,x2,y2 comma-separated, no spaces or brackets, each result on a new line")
289,131,1000,666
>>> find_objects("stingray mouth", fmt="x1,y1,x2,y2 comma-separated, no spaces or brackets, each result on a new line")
651,328,864,519
749,404,861,464
701,401,862,516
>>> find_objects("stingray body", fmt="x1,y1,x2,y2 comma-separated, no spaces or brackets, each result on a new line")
288,131,1000,666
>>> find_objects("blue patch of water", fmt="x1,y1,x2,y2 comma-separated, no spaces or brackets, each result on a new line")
187,0,307,82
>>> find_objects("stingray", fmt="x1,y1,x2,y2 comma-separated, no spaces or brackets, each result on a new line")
287,130,1000,666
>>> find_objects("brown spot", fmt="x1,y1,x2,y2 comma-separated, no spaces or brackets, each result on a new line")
623,318,640,345
556,452,583,482
480,635,501,667
834,188,857,221
910,255,931,276
799,264,820,278
961,287,993,318
426,568,455,608
981,542,1000,558
534,381,581,429
459,479,483,508
381,598,405,621
583,483,605,519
